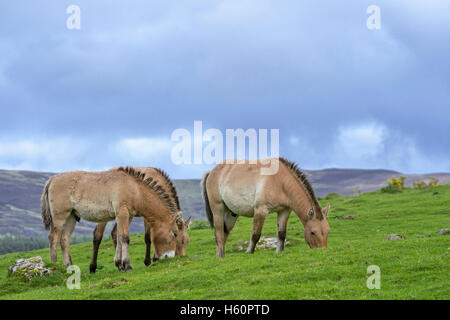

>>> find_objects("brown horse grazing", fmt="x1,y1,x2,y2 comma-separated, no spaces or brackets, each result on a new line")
41,167,184,271
201,157,330,258
89,167,191,273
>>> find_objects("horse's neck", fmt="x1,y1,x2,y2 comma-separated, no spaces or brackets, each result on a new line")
138,188,173,225
283,176,312,224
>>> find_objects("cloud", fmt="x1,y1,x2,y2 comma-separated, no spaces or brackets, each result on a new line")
325,122,450,173
114,138,173,163
334,123,386,164
0,1,448,175
0,138,89,172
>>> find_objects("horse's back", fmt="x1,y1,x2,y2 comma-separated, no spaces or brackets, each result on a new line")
210,160,275,216
48,170,134,221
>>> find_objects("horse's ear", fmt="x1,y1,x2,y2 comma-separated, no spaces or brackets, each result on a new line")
322,204,331,217
185,216,192,229
307,208,314,220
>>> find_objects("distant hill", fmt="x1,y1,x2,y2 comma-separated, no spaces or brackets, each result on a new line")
0,168,449,238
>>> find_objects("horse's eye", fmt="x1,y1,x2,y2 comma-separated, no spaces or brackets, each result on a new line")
310,231,315,236
172,232,178,238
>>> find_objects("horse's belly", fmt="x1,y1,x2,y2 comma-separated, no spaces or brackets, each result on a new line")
221,186,255,217
73,202,115,222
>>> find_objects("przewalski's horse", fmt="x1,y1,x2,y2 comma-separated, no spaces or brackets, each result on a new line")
89,167,191,273
201,157,330,258
41,167,183,271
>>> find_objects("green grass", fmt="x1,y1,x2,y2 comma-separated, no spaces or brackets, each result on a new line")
0,186,449,300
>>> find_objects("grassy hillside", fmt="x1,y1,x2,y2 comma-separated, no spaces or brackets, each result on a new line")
1,168,449,239
0,186,448,300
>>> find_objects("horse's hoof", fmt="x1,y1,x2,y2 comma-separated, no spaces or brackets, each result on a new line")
144,259,151,266
123,264,133,271
121,259,133,271
89,264,97,273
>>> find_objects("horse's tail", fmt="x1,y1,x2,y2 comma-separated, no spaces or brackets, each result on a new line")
201,171,214,229
41,176,54,231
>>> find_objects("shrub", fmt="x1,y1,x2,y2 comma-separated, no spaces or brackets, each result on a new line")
381,175,406,193
413,180,427,189
189,220,210,230
324,192,341,200
413,176,439,189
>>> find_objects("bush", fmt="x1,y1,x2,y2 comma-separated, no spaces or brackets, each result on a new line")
381,175,406,193
189,220,211,230
324,192,341,200
413,176,439,189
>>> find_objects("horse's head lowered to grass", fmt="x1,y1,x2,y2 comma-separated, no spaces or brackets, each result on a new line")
175,214,191,256
303,204,330,248
152,213,185,260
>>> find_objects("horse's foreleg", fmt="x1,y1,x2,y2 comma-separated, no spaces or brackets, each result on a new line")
60,215,77,266
246,207,268,254
115,206,132,271
114,234,123,270
276,209,290,253
90,222,107,273
144,219,152,266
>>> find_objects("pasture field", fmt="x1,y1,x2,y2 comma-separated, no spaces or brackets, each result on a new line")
0,186,449,300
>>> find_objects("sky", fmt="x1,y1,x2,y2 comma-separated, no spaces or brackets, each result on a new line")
0,0,449,178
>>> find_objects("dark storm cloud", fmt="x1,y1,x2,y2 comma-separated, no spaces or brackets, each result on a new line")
0,0,448,176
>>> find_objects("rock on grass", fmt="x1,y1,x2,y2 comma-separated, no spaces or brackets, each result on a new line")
236,237,288,251
7,256,52,281
386,234,404,241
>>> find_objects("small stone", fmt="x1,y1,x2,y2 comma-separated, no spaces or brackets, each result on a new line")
333,215,355,220
438,229,450,235
236,237,288,251
432,191,439,195
386,234,404,241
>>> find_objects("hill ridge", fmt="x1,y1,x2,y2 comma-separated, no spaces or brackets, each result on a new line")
0,168,449,237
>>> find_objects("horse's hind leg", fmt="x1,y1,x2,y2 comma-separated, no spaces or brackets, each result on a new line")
211,201,228,258
223,209,238,243
90,222,107,273
246,206,268,254
48,210,70,263
276,209,290,253
143,219,152,266
60,215,77,266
